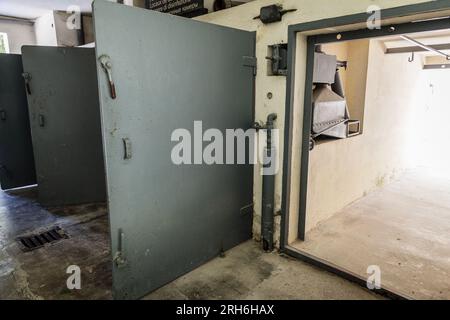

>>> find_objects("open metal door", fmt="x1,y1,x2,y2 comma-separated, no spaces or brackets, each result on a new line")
22,47,106,206
0,54,36,190
93,1,255,299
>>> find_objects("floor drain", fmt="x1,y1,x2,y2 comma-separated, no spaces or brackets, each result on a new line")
17,226,69,252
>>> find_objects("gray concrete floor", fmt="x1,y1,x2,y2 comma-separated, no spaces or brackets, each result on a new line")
0,187,379,300
0,187,111,299
145,241,380,300
293,168,450,300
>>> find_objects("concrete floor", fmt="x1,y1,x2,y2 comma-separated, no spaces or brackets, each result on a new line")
293,168,450,300
0,186,380,300
0,187,111,299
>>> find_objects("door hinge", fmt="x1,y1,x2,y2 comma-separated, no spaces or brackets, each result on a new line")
0,109,6,121
243,56,257,76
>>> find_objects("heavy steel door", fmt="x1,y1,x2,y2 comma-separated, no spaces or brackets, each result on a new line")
22,47,106,206
93,1,255,299
0,54,36,190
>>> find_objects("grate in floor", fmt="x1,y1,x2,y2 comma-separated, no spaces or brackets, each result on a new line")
17,226,69,252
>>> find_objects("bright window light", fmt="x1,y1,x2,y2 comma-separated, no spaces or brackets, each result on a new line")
0,32,10,54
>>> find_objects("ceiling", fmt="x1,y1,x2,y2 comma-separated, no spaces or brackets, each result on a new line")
0,0,94,20
383,29,450,56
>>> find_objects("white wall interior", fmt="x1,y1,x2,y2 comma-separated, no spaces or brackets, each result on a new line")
34,11,57,46
0,18,36,53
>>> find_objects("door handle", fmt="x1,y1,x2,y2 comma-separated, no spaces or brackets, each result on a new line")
122,137,132,160
99,55,117,99
0,109,5,121
38,114,45,127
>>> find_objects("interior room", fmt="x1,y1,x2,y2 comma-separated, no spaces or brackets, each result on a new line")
2,0,450,302
291,28,450,299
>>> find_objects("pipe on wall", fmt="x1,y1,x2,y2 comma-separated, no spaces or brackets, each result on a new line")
261,113,277,252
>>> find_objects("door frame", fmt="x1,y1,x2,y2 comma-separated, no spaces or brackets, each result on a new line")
280,0,450,299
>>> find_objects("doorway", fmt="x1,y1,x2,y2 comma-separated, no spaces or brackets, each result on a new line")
281,2,450,299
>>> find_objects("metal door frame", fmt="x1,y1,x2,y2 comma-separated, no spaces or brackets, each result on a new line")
280,0,450,299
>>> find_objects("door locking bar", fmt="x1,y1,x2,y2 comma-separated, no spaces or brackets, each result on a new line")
114,228,127,268
99,55,117,99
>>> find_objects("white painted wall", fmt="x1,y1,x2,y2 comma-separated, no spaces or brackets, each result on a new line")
412,68,450,172
34,11,57,46
0,18,36,53
194,0,442,246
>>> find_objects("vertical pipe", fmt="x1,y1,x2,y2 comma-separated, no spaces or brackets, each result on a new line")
262,113,277,252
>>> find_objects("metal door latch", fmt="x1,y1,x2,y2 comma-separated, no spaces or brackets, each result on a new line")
0,109,6,121
114,229,128,268
99,55,117,99
22,73,32,95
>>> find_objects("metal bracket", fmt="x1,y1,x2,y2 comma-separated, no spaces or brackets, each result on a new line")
243,56,257,76
253,5,297,24
266,44,288,76
99,55,117,99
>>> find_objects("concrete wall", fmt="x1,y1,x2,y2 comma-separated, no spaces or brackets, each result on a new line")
412,67,450,172
53,11,82,47
346,40,370,128
34,11,57,46
194,0,439,246
0,19,36,54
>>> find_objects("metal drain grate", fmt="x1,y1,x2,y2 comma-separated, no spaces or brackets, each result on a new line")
17,226,69,252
